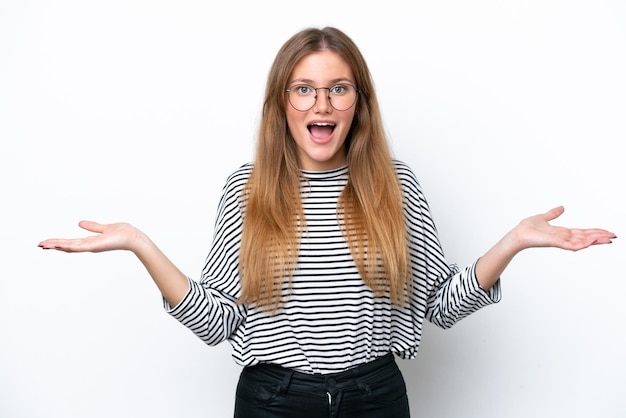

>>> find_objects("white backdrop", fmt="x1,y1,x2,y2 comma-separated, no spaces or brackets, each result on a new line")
1,1,624,417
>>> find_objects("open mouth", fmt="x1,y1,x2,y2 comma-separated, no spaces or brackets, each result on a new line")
307,122,336,138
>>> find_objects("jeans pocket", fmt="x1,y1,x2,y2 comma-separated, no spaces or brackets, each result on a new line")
236,367,284,407
236,380,282,406
253,383,281,406
358,367,408,406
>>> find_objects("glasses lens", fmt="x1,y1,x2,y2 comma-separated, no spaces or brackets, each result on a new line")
329,84,357,111
287,84,357,111
288,85,315,111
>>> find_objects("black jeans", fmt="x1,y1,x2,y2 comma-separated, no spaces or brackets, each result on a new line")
234,353,410,417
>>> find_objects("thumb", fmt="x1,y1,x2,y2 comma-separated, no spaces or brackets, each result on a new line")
78,220,105,234
543,206,565,223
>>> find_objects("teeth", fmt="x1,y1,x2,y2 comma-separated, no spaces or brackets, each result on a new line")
310,123,335,127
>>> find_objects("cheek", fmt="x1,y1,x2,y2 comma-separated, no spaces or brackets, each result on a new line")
286,110,305,136
341,111,357,130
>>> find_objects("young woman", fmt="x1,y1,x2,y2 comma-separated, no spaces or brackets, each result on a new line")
38,27,616,417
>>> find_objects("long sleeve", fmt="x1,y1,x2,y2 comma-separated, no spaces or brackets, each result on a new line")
164,164,252,345
396,161,501,332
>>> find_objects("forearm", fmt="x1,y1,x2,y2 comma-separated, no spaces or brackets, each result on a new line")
133,231,190,307
475,228,522,291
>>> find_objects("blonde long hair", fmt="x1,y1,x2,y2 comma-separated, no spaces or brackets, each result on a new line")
239,27,410,311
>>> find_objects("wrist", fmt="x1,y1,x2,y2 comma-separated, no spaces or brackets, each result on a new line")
126,225,149,254
502,225,525,255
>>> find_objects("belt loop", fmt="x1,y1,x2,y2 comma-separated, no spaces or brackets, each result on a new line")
350,362,362,378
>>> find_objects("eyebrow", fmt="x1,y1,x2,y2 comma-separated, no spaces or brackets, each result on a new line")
288,77,355,86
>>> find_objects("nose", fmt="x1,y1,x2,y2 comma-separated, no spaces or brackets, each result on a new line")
313,88,332,112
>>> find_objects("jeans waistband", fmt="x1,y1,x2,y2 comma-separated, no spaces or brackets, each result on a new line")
249,353,395,385
237,353,407,417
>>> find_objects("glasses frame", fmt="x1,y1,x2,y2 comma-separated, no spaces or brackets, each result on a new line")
285,83,359,112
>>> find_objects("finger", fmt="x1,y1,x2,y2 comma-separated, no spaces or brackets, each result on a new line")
78,220,105,233
543,205,565,223
585,229,617,245
569,228,617,236
38,240,56,249
38,238,80,251
559,229,616,250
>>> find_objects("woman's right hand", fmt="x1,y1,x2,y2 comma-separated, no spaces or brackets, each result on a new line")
38,221,142,253
39,221,190,306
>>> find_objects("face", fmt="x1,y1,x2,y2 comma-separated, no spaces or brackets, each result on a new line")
286,50,357,171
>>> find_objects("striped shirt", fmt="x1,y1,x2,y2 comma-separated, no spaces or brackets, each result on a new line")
166,160,501,374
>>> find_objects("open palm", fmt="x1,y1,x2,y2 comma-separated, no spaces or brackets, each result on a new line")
38,221,140,253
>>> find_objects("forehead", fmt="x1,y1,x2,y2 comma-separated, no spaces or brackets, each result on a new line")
289,50,354,84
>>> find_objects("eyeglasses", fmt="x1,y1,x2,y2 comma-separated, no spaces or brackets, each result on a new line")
285,83,359,112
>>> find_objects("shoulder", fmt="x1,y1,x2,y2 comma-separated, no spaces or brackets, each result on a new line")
219,162,253,198
392,159,422,193
392,159,414,177
223,162,253,187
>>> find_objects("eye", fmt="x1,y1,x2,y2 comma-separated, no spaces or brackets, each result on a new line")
330,85,348,95
293,85,314,96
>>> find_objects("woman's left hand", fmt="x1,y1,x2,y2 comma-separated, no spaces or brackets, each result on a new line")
514,205,616,251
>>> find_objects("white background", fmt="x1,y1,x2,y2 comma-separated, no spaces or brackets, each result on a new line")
1,1,624,417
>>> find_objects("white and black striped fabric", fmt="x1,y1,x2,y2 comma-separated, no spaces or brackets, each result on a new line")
165,160,501,374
